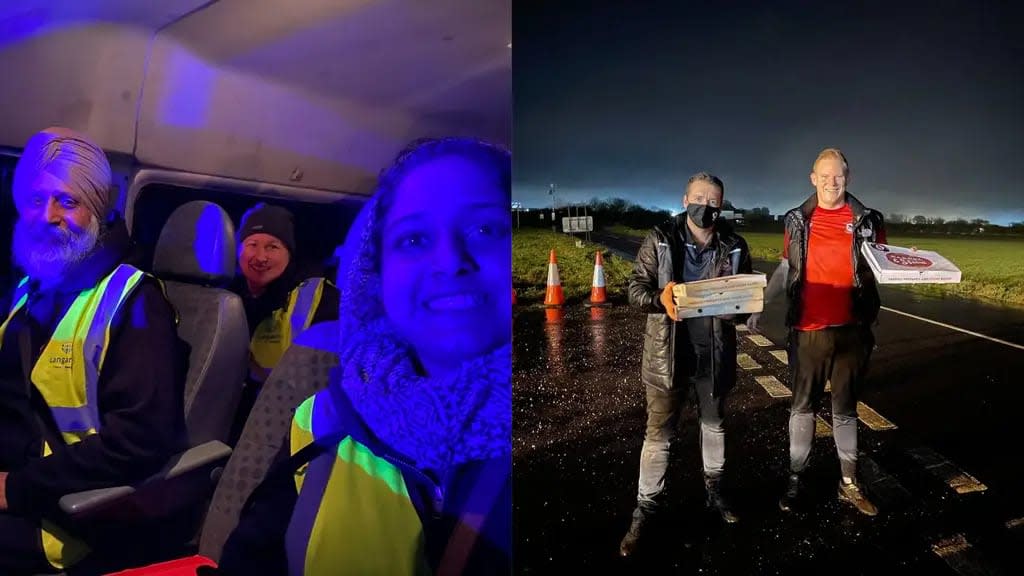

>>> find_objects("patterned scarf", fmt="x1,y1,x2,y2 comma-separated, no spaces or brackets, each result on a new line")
325,192,511,475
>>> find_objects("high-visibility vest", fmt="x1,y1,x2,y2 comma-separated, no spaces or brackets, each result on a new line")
286,391,430,576
250,278,327,375
0,263,146,570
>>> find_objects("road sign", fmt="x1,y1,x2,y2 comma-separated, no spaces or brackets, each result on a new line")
562,216,593,233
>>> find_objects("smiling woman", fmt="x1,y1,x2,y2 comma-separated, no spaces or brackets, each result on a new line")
378,139,513,377
216,137,512,576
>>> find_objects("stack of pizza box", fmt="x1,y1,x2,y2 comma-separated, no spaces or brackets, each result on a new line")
860,242,962,284
672,273,767,320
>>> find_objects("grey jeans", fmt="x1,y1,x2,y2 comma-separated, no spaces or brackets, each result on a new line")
635,377,726,508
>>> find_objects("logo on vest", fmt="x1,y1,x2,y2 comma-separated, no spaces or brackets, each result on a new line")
845,222,854,234
50,343,74,368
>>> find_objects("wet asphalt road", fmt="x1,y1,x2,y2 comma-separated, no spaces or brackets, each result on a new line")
512,232,1024,575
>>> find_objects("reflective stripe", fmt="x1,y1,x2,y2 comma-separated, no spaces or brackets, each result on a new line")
295,396,315,433
290,278,325,336
0,277,32,343
49,406,100,433
286,442,333,576
78,265,145,432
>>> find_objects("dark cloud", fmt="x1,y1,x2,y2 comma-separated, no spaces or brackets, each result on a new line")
513,0,1024,224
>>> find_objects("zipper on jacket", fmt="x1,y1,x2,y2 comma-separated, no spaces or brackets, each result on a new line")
709,245,721,398
850,211,867,289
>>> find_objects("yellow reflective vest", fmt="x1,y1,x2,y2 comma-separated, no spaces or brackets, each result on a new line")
250,278,328,375
0,263,147,570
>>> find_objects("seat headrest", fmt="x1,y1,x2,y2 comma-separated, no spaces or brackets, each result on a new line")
153,200,236,286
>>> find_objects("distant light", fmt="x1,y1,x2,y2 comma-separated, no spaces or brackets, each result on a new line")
507,42,512,48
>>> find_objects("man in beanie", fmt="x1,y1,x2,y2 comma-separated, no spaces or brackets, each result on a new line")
227,202,338,446
0,127,188,574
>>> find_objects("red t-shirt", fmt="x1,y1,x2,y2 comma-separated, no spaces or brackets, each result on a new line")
783,205,857,330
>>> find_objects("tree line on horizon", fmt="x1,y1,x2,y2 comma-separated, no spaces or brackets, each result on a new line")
513,197,1024,235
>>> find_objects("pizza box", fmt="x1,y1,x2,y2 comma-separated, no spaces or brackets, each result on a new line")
860,242,962,284
676,297,763,320
675,286,765,308
672,273,767,301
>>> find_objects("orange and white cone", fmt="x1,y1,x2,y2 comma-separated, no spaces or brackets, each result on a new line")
585,251,611,307
544,249,565,307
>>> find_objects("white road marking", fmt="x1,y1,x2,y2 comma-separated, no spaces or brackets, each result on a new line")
755,375,791,398
737,353,761,370
931,534,1001,576
908,447,987,494
815,415,831,438
857,402,897,430
769,350,788,365
746,334,774,347
880,306,1024,352
1008,518,1024,544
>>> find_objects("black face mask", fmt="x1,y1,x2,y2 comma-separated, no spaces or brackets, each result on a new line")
686,203,720,229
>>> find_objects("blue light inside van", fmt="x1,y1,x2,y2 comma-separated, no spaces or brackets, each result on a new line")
194,202,230,276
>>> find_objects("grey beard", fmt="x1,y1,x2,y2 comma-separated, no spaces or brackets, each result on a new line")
13,217,101,287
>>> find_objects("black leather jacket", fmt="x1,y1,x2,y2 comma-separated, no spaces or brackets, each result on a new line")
629,215,753,395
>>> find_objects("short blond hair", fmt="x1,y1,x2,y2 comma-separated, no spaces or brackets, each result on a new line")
813,148,848,174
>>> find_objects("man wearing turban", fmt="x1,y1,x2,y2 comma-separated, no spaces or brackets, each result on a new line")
0,127,188,574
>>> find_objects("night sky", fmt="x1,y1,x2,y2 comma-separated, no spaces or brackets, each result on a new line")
513,0,1024,225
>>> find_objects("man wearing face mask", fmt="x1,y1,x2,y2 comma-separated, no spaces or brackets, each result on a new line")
619,172,752,557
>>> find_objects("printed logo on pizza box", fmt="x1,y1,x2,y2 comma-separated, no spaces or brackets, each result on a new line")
885,252,933,268
869,243,889,252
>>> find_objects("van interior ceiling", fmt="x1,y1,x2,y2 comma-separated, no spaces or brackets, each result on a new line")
0,0,512,282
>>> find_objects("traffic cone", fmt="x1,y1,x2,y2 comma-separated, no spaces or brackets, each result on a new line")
544,249,564,307
584,251,611,307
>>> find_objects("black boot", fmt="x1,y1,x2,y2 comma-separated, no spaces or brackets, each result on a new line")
705,474,739,524
619,506,653,557
779,473,801,513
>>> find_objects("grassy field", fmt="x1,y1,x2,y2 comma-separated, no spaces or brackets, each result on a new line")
513,229,635,303
600,228,1024,306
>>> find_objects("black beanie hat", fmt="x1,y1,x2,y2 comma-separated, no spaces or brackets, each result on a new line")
239,203,296,254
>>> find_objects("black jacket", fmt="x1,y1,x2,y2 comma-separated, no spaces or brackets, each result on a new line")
629,215,753,395
778,193,886,327
0,218,188,520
